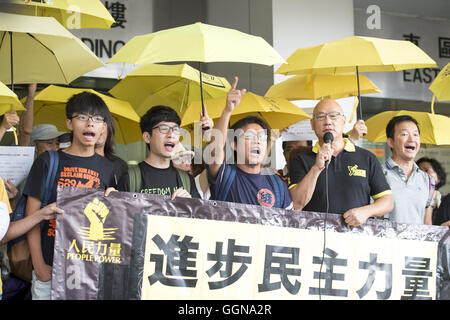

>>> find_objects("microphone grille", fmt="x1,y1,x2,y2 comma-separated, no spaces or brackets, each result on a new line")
323,132,334,144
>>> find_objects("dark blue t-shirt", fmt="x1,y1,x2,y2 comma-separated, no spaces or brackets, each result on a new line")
208,163,293,209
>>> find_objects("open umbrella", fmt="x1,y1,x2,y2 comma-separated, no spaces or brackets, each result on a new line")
429,62,450,114
265,73,381,100
109,63,231,117
275,36,437,118
0,12,104,90
108,22,285,116
0,81,25,114
27,85,141,145
181,92,311,131
0,0,115,29
364,110,450,145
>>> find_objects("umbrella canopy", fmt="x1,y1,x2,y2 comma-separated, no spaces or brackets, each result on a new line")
276,36,437,75
275,35,437,120
0,12,104,87
0,0,115,29
109,63,231,117
28,85,141,145
108,22,285,66
181,92,311,131
364,110,450,145
429,62,450,113
265,73,381,100
0,81,25,115
108,21,285,117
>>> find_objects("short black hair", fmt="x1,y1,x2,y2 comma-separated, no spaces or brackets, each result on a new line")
103,112,116,160
386,115,420,140
282,140,312,150
140,105,180,135
416,157,447,189
65,91,110,120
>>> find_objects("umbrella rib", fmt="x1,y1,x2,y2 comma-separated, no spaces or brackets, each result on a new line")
26,33,69,84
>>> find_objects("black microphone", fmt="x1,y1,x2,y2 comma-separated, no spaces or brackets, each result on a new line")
323,132,334,168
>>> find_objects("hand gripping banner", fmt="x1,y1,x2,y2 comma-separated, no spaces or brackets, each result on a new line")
51,187,450,300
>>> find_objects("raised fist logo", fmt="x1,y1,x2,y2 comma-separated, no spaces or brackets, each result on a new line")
79,198,117,240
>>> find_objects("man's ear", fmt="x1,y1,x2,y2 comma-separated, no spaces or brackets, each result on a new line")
231,140,237,152
142,131,151,144
386,137,394,149
66,118,73,131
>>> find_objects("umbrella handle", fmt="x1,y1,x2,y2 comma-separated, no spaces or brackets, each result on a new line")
356,66,366,136
199,63,210,131
431,95,436,114
11,127,18,146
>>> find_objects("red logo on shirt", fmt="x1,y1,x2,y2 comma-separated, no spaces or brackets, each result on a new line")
257,189,275,207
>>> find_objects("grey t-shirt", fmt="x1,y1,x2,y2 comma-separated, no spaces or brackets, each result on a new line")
383,157,434,225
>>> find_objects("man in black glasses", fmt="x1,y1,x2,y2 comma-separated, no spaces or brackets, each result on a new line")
289,98,393,227
23,91,117,299
117,105,200,199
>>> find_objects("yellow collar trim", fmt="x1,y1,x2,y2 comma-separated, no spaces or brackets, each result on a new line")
312,138,355,154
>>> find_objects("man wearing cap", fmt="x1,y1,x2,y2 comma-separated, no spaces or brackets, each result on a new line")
30,124,65,157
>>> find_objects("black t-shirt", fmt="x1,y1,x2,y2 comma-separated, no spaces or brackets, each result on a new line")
434,193,450,226
289,140,391,214
23,150,116,266
108,154,128,186
118,161,200,199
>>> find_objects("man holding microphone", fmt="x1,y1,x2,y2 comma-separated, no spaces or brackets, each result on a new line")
289,99,393,226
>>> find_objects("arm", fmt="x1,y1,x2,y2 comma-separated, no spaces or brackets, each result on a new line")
349,119,367,143
343,194,394,226
18,83,37,146
207,76,246,180
289,144,332,210
1,202,63,244
424,206,433,225
26,195,52,282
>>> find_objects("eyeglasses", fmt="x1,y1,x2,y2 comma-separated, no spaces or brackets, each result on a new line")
241,131,268,141
70,114,105,123
152,124,182,135
313,111,343,121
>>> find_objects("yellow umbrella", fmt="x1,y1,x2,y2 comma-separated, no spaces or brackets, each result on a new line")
364,110,450,145
108,22,285,66
265,73,381,100
275,36,437,119
0,12,104,89
0,81,25,145
276,36,437,75
181,92,311,131
108,22,285,116
27,85,141,145
109,63,231,117
0,81,25,114
0,0,115,29
429,62,450,113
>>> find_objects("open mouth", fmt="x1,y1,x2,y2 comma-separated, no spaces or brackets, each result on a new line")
82,132,96,141
164,142,175,152
404,144,416,152
250,148,261,155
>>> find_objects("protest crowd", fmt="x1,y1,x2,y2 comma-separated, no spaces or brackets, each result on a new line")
0,1,448,301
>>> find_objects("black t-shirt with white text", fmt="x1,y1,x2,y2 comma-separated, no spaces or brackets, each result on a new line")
118,161,200,199
23,150,116,266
